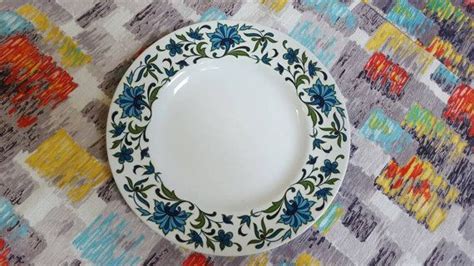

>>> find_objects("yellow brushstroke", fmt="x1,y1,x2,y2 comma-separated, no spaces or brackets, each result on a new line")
376,156,459,231
246,253,269,266
260,0,288,12
424,0,471,24
295,253,320,266
426,37,474,79
26,129,110,203
402,103,468,159
16,4,92,68
366,23,433,74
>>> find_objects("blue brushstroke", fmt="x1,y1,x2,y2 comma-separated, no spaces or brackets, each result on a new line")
316,203,340,232
430,64,459,93
199,7,227,22
387,0,435,38
359,109,413,154
289,21,337,67
0,11,34,37
301,0,357,32
73,213,144,265
0,198,30,239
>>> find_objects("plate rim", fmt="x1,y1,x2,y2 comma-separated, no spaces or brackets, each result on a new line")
106,19,351,256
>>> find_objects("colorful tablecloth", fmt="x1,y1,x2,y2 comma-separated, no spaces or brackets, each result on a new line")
0,0,472,265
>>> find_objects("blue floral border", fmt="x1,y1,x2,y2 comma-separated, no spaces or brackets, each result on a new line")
107,22,349,254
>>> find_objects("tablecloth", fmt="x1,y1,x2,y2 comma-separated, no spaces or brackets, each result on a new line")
0,0,472,265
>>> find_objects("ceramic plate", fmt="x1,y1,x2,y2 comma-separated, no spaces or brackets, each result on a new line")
107,21,350,256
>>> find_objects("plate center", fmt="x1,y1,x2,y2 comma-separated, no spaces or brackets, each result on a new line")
148,57,310,213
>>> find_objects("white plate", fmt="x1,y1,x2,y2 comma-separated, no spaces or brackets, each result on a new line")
107,21,350,256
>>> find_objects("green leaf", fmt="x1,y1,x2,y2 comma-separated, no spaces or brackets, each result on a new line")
253,223,259,238
148,69,159,82
299,179,315,193
206,237,215,251
302,52,308,65
128,124,146,134
263,200,282,214
295,75,309,88
111,139,121,149
244,32,261,38
123,184,132,192
159,183,180,201
196,42,206,57
151,63,163,74
248,239,263,245
307,106,318,127
134,177,149,188
227,49,249,58
342,132,347,141
260,218,267,233
267,228,285,239
324,178,339,185
149,86,161,104
176,34,187,42
333,113,341,130
136,67,146,82
136,193,150,208
126,177,134,191
140,184,155,191
136,207,151,216
320,127,334,132
192,212,206,229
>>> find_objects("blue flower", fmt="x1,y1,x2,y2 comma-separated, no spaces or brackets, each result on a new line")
165,39,183,57
239,24,253,30
278,192,315,231
113,146,133,164
312,138,325,150
283,48,299,65
304,79,340,116
320,159,340,177
213,230,234,250
140,147,149,160
282,230,292,240
308,61,319,77
149,201,191,235
238,215,251,227
187,230,203,248
177,60,189,69
115,84,146,119
275,63,284,74
261,53,271,65
222,214,233,224
314,187,333,201
110,121,126,137
165,67,177,77
187,28,203,40
206,23,244,51
306,155,318,165
144,162,155,175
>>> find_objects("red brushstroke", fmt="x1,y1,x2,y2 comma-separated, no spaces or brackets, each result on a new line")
0,35,77,128
411,180,431,201
464,0,474,8
443,84,474,137
383,158,432,200
0,239,10,266
364,52,410,96
182,253,211,266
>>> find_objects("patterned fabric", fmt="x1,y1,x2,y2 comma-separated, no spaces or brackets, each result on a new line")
0,0,472,265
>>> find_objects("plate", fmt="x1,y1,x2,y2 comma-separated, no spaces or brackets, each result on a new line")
106,21,350,256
